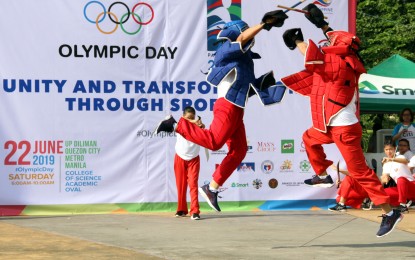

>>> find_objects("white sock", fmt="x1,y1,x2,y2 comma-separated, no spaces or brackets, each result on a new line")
209,185,218,192
339,202,345,206
385,210,393,216
319,175,327,179
400,203,406,207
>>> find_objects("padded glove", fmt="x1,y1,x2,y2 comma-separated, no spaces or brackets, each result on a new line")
302,4,328,28
283,28,304,50
261,10,288,31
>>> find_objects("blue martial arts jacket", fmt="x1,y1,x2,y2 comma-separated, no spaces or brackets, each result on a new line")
207,40,286,108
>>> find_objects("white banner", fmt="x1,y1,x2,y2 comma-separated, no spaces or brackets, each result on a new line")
0,0,348,208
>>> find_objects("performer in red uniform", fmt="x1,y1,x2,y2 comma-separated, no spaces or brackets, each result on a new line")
281,4,403,237
332,176,369,211
328,161,370,212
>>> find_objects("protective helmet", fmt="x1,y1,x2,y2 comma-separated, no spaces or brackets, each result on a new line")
217,20,249,42
326,31,361,50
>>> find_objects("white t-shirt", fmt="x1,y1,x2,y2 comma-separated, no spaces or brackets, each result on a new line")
175,133,200,160
217,69,235,98
328,90,358,126
396,150,414,162
408,155,415,174
408,155,415,168
396,124,415,152
382,155,415,182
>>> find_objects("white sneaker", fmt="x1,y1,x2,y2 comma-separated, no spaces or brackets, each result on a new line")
191,213,200,220
362,198,373,211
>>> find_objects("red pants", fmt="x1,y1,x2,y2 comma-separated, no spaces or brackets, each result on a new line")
303,123,390,206
174,154,200,214
175,98,247,186
384,177,415,205
337,176,368,208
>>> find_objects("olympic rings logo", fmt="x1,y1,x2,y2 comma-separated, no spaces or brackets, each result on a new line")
83,1,154,35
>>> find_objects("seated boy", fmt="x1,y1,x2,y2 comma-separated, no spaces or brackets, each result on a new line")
381,140,415,213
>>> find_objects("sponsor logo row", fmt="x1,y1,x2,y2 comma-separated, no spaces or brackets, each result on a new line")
236,159,312,174
140,131,307,154
209,139,307,154
205,178,305,190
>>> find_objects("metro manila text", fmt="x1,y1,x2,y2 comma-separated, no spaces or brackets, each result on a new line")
2,79,218,112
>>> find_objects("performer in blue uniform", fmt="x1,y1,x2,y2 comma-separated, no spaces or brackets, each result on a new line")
155,11,288,212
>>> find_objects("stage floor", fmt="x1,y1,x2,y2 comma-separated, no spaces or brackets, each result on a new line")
1,209,414,259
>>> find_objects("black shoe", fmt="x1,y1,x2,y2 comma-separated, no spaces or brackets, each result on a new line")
329,203,347,212
304,175,334,188
154,115,177,134
175,211,186,217
397,204,409,213
361,198,373,211
376,209,403,237
190,213,201,220
198,184,221,212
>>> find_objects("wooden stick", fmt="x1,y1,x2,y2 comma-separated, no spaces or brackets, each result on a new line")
278,5,328,19
283,0,306,13
336,161,340,189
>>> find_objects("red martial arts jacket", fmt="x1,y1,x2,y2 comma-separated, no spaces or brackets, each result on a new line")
281,40,366,133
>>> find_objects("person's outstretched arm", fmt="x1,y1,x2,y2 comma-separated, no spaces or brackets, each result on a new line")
237,9,288,46
236,23,265,46
295,40,308,56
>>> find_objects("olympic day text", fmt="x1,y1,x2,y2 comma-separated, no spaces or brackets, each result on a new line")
59,45,177,59
2,79,217,112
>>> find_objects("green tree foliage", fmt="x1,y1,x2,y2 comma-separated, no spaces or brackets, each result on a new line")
357,0,415,69
360,113,400,152
356,1,414,151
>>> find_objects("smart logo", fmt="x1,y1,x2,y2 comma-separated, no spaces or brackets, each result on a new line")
231,182,249,188
359,81,415,96
207,0,242,51
359,81,381,95
83,1,154,35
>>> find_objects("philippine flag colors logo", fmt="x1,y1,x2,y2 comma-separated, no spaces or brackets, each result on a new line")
207,0,242,51
313,0,332,7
